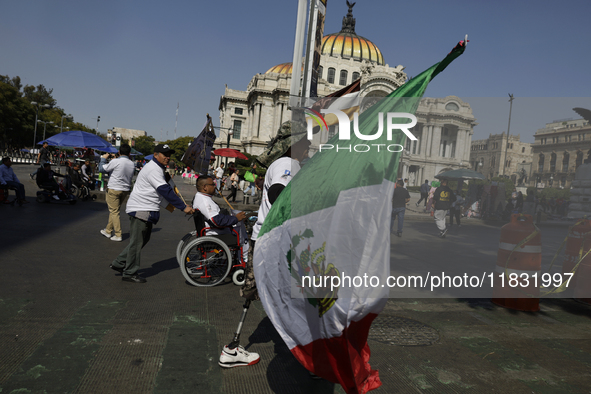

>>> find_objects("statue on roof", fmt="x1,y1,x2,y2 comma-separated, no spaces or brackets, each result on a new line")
341,1,356,33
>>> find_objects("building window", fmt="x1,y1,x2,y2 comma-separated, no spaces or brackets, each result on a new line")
234,108,243,115
538,154,545,172
318,65,323,80
339,70,348,86
562,153,569,172
327,68,335,84
352,72,360,81
451,141,456,158
561,176,566,187
232,120,242,140
550,153,557,172
412,139,419,155
491,156,496,167
522,147,525,153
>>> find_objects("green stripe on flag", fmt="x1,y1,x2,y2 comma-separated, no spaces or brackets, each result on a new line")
259,42,466,238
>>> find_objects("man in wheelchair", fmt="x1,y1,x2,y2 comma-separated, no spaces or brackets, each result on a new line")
0,157,29,205
69,162,91,190
192,176,249,259
37,163,66,200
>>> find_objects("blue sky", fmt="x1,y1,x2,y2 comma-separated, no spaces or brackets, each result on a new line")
2,0,590,143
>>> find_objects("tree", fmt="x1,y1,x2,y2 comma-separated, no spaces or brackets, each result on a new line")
0,79,35,149
23,84,56,108
134,135,156,156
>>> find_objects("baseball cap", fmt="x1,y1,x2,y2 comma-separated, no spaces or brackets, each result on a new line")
154,144,175,155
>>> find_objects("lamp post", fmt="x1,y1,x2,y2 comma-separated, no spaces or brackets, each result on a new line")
37,120,54,141
224,129,234,167
61,115,73,134
31,101,50,148
95,116,101,134
502,94,514,176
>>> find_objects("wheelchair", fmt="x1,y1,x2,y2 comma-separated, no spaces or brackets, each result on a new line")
177,211,256,288
0,185,19,206
69,182,96,201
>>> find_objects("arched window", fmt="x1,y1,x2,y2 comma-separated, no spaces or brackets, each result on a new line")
538,154,545,172
550,153,557,172
491,155,496,167
339,70,348,86
327,68,335,84
562,152,569,172
352,72,360,81
318,65,323,80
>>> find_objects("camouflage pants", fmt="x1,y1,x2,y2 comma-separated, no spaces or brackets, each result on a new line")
240,240,259,300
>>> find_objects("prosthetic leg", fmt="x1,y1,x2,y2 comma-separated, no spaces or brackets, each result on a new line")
228,299,251,349
218,298,260,368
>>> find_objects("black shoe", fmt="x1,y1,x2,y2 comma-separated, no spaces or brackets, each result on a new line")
396,232,402,237
122,275,146,283
110,264,124,273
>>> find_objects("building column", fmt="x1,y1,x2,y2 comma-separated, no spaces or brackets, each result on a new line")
253,103,261,139
464,130,472,163
431,125,442,158
423,125,432,158
454,130,464,161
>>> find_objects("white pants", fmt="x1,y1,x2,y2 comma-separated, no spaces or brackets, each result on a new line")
434,210,447,231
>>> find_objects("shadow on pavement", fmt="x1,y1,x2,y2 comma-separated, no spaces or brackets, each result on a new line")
139,257,179,278
246,317,336,394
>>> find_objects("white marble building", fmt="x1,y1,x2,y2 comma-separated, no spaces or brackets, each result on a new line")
217,2,476,185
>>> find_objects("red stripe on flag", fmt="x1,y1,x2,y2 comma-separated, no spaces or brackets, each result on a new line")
290,313,382,394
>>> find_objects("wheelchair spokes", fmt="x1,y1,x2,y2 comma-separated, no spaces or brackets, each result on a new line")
180,237,232,287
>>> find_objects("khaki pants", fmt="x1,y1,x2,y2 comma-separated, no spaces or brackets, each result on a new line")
105,189,130,237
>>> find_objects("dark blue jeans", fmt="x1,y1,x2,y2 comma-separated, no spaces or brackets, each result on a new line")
391,207,406,233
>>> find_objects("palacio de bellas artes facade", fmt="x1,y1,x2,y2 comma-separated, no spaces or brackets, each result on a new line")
217,2,476,186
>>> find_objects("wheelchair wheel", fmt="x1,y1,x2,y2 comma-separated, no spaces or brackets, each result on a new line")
232,269,245,286
69,184,79,197
180,236,232,287
36,194,45,203
176,231,197,266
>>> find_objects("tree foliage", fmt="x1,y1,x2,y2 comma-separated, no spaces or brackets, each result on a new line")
0,73,95,150
161,136,194,164
134,135,156,156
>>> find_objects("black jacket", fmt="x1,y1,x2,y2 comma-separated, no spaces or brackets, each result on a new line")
433,186,456,210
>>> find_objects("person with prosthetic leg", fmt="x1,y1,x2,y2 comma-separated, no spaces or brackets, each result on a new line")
218,120,310,368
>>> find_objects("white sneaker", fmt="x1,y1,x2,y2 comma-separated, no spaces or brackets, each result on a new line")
218,345,260,368
52,195,60,200
100,229,112,238
110,236,122,242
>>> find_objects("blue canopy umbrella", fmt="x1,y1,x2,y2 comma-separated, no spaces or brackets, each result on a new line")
144,154,154,160
39,130,117,152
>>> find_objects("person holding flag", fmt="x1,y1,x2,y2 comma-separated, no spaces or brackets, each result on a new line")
218,120,310,368
109,144,194,283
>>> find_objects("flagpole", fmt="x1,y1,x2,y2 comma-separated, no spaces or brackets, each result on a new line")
289,0,308,108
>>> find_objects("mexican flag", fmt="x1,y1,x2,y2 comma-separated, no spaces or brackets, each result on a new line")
253,40,467,394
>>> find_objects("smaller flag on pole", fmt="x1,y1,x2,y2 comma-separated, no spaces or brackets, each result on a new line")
181,114,217,175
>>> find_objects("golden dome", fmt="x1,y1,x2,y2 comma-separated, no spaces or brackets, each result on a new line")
321,33,384,65
265,3,384,75
265,63,294,74
321,3,384,65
